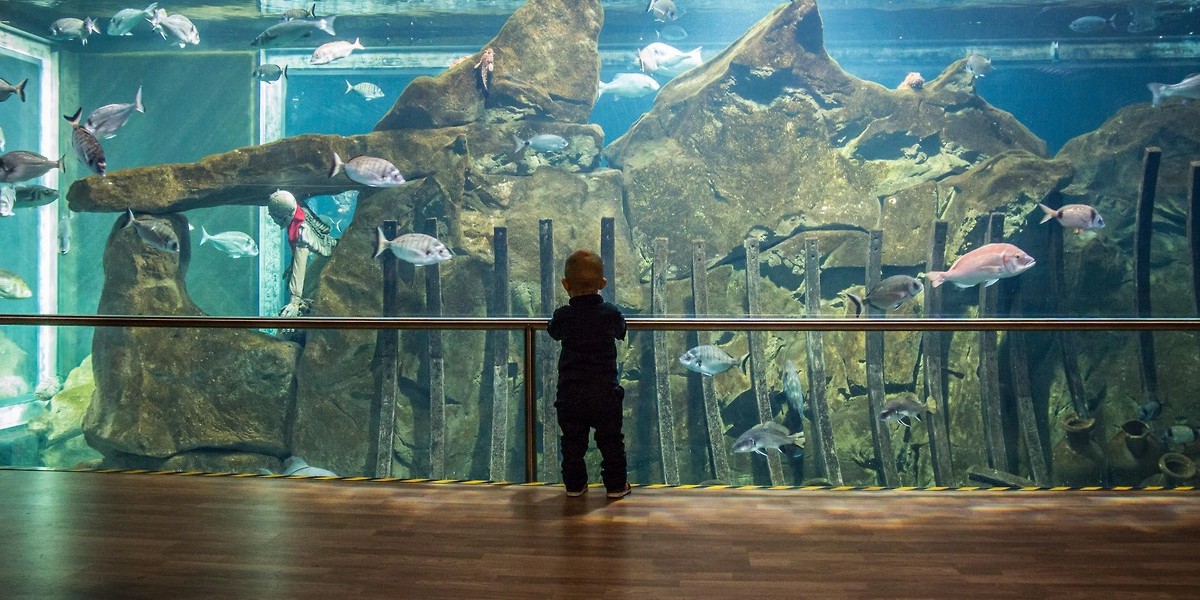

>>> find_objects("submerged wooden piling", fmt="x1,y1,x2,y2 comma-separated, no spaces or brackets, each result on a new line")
652,238,680,485
538,220,559,482
601,217,616,305
923,220,955,485
863,230,899,486
1190,162,1200,316
424,218,447,478
1007,280,1049,484
1048,225,1089,419
1135,147,1162,408
745,239,785,485
370,220,401,478
804,238,842,484
489,227,511,481
978,212,1010,472
692,240,730,484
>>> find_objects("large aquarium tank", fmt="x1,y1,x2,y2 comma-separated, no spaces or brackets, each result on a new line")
1,0,1200,489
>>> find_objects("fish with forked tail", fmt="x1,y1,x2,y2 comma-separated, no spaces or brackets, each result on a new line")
373,230,453,265
64,107,106,176
925,243,1035,289
123,209,179,253
0,151,63,183
847,275,924,316
329,152,405,187
0,77,27,103
878,394,935,427
679,344,745,376
1038,203,1104,234
733,421,805,457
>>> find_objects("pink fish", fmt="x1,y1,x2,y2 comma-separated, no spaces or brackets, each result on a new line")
925,243,1035,289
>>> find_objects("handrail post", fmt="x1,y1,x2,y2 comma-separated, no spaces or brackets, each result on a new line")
524,325,537,483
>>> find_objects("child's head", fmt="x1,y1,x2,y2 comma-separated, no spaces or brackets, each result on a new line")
562,249,607,297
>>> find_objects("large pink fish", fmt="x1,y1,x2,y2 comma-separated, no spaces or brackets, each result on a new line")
925,243,1035,289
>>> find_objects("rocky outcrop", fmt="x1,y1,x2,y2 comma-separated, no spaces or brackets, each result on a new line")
26,355,103,469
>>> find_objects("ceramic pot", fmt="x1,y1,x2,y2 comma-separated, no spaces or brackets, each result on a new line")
1139,453,1198,487
1106,419,1161,486
1051,413,1105,487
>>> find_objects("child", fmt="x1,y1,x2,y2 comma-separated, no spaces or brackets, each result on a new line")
547,249,630,499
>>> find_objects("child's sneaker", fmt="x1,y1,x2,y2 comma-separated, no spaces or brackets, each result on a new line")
606,483,631,499
565,486,587,497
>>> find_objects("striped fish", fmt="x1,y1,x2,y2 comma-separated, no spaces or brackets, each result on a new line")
679,345,743,376
372,230,453,266
345,80,384,100
64,107,106,176
329,152,405,187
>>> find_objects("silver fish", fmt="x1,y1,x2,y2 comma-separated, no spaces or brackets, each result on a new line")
373,230,453,265
251,16,336,48
85,86,144,139
732,421,804,456
0,151,64,184
1164,425,1199,446
878,394,933,427
49,17,100,45
1038,203,1104,234
58,212,72,255
108,3,157,36
345,80,384,100
282,3,317,21
123,209,179,253
513,134,569,154
1069,15,1115,34
65,108,106,176
310,38,363,65
150,12,200,48
0,78,27,103
783,360,805,419
253,64,288,83
598,73,660,99
14,184,58,208
0,186,13,217
847,275,924,316
1148,74,1200,107
0,268,32,299
200,226,259,258
679,344,740,376
646,0,678,23
329,152,405,187
0,125,5,150
283,456,338,477
965,53,992,77
637,42,702,78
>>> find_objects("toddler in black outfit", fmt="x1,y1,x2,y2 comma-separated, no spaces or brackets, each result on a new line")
547,249,630,499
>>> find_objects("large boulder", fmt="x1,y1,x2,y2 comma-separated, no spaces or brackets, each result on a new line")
26,355,103,468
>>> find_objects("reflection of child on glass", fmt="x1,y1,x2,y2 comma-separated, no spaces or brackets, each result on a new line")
547,249,630,499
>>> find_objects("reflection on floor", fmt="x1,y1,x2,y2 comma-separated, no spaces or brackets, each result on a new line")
1,469,1197,599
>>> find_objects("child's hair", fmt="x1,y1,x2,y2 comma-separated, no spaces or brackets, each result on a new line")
564,249,605,293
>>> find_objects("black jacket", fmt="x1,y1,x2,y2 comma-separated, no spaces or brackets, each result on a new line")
547,294,626,392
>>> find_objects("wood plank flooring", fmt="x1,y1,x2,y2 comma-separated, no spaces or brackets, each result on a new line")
1,469,1198,599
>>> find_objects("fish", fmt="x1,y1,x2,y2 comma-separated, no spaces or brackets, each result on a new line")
49,18,100,45
251,16,337,48
58,213,72,255
878,394,934,427
679,344,742,376
0,78,27,103
0,151,64,184
0,268,32,299
732,421,805,457
637,42,703,77
646,0,679,23
657,25,687,42
1069,14,1116,34
1147,74,1200,108
924,243,1035,289
475,48,496,92
123,209,180,253
0,126,4,150
373,230,454,265
1127,0,1157,34
84,86,144,139
14,184,58,208
200,227,259,258
0,186,13,217
345,80,384,100
1137,400,1163,422
783,360,805,419
1037,203,1104,234
512,134,569,154
309,38,363,65
282,3,318,21
283,456,338,477
329,152,406,187
598,73,661,99
253,64,288,83
107,3,158,36
150,12,200,48
1164,425,1199,446
965,53,992,77
64,108,107,176
847,275,924,316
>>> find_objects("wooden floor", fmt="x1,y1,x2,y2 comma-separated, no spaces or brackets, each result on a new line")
2,471,1198,599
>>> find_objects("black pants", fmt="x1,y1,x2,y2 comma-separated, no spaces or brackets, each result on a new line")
556,385,626,492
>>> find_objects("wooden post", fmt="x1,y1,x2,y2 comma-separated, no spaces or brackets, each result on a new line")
369,220,400,478
489,227,511,481
967,467,1038,488
692,240,730,484
1007,279,1049,484
538,220,559,482
978,212,1010,472
804,238,842,484
745,238,785,485
1189,162,1200,316
1048,225,1089,419
652,238,680,484
864,230,898,486
601,217,616,305
923,220,955,485
1135,147,1162,408
424,218,446,478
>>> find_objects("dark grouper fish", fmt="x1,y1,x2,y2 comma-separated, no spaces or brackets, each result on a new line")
64,108,106,176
